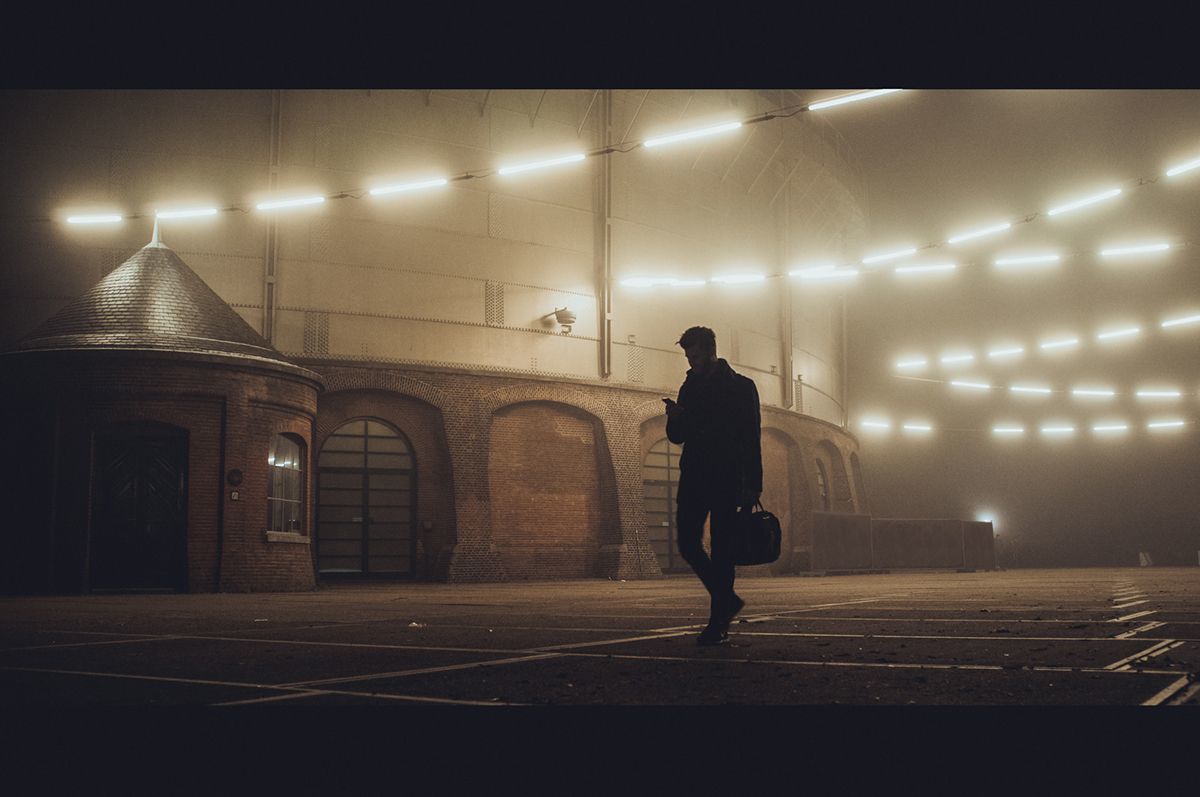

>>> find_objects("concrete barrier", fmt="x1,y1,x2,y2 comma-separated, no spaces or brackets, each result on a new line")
811,512,873,570
808,513,997,572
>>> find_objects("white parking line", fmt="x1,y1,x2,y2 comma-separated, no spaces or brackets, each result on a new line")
1103,640,1176,671
280,652,564,688
1109,610,1158,623
1111,600,1150,610
1142,675,1193,706
1114,621,1167,639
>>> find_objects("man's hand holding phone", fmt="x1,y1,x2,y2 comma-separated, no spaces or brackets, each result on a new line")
662,397,683,418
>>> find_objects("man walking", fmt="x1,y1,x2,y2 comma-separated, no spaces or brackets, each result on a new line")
664,326,762,646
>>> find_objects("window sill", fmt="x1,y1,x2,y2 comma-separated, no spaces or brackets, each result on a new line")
265,531,310,545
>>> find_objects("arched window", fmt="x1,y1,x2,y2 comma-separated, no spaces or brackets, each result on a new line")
268,434,305,533
815,459,830,511
643,438,686,572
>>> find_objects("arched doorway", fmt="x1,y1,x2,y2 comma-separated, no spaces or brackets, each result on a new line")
316,419,416,575
643,437,686,572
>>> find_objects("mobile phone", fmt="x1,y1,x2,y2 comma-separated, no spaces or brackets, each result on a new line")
662,397,674,404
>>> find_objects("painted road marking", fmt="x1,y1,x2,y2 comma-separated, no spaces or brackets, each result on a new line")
2,635,185,652
1142,675,1194,706
1103,640,1176,670
1111,600,1150,610
1109,610,1158,623
1114,621,1167,639
279,652,565,688
1112,594,1147,602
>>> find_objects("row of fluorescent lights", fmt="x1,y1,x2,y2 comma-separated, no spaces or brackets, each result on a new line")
859,417,1191,436
63,89,904,225
894,312,1200,371
943,380,1191,400
621,237,1187,290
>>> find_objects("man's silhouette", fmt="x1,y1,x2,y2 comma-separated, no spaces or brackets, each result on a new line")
665,326,762,645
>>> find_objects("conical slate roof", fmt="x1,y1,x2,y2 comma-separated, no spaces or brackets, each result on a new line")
8,237,293,367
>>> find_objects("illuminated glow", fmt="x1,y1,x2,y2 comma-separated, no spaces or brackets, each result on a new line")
1040,425,1076,434
1093,423,1129,433
940,353,974,365
976,512,997,527
992,426,1025,435
1099,243,1170,257
808,89,903,111
671,279,707,287
895,263,956,275
860,419,891,430
1136,390,1181,399
994,254,1060,267
620,277,678,287
896,359,928,369
947,222,1011,245
369,177,449,196
66,214,122,224
497,153,586,175
1010,385,1053,395
1147,420,1187,429
643,121,743,148
1046,187,1122,216
862,247,917,265
789,264,834,276
988,347,1025,359
256,196,325,210
711,274,766,284
951,380,992,391
902,423,933,432
1072,388,1115,398
1039,337,1079,350
796,267,859,281
1161,314,1200,328
1166,155,1200,177
1096,326,1140,341
155,207,218,219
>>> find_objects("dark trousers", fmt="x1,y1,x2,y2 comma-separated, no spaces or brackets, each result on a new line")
676,493,739,617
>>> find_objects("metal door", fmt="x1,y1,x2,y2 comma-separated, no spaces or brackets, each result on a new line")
316,419,415,575
643,438,687,572
90,426,188,592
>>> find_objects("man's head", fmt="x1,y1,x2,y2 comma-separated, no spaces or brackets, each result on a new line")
677,326,718,375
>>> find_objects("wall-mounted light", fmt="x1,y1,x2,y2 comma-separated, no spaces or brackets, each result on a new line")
553,307,576,334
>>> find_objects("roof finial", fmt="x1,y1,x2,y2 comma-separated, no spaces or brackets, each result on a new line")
150,218,162,247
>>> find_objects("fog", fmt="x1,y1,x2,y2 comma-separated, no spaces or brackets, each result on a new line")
819,90,1200,566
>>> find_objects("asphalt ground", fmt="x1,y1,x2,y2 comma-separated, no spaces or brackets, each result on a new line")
1,567,1196,708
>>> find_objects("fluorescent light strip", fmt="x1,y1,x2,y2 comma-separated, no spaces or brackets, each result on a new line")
1040,425,1075,434
987,347,1025,358
1010,385,1053,395
1039,337,1079,350
902,424,932,432
1046,187,1122,216
711,274,765,284
940,354,974,364
155,207,218,219
369,177,448,196
1147,420,1187,429
994,254,1060,266
789,264,835,275
862,247,917,265
947,222,1011,245
1136,390,1181,399
1099,243,1170,257
671,280,707,287
1072,388,1115,398
256,196,325,210
951,381,992,390
1093,424,1128,433
895,359,928,369
66,214,122,224
861,420,891,430
1161,314,1200,328
497,153,586,175
643,121,743,148
808,89,903,111
1166,156,1200,177
992,426,1025,435
895,263,956,274
1096,327,1140,341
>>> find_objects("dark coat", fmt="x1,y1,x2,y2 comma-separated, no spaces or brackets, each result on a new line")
666,358,762,503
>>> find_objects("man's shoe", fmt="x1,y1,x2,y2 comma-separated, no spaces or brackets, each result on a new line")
697,625,729,646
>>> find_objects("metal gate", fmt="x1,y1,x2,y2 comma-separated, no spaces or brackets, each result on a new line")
643,438,687,573
316,419,416,575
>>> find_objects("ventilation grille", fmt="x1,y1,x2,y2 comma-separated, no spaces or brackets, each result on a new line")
794,377,804,411
485,281,505,326
627,345,645,383
303,312,330,354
